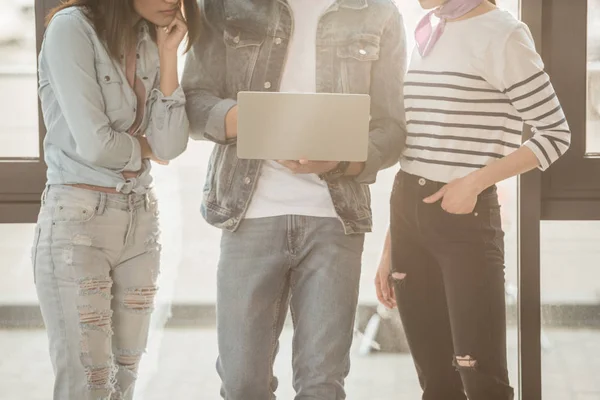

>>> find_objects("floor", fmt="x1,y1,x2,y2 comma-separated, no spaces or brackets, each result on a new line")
1,327,599,400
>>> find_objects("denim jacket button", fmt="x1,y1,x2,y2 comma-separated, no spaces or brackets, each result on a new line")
274,37,282,45
359,49,367,55
243,177,251,185
264,82,272,89
233,36,240,44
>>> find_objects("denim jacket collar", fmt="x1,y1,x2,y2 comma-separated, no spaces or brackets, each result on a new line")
223,0,369,31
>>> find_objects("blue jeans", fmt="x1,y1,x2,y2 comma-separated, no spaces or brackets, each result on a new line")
33,185,161,400
216,216,365,400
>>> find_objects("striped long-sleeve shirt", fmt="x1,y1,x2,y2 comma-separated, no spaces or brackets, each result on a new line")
400,8,571,183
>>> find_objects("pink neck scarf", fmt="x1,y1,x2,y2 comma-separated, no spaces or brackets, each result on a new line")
415,0,484,57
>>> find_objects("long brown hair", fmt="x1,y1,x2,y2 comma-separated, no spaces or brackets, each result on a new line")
46,0,201,60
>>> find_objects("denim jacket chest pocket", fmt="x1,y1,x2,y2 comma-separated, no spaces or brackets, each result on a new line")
96,62,125,115
223,28,264,93
335,34,381,94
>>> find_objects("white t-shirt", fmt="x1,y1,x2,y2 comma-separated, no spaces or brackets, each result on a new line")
245,0,338,219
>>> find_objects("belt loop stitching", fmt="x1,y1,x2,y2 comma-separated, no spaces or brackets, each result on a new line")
41,185,49,206
96,193,107,215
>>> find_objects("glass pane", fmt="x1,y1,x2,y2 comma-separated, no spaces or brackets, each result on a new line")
0,0,39,158
588,0,600,154
541,221,600,400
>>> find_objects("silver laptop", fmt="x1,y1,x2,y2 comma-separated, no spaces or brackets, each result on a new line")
237,92,370,162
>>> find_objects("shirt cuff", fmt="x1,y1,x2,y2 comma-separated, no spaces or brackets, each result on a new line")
151,86,186,108
524,139,551,171
205,98,238,145
354,143,383,185
122,134,142,172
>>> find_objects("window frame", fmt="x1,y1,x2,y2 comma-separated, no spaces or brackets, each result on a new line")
0,0,49,223
539,0,600,220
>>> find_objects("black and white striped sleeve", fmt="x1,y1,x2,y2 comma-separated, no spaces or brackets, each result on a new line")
501,25,571,170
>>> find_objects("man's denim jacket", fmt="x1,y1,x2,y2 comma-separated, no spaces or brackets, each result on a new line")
182,0,407,234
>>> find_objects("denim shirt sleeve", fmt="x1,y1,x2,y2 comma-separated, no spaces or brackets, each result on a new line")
42,14,142,172
145,85,190,161
181,2,237,145
354,9,408,185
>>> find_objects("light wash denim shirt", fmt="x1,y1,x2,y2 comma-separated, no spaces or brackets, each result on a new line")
38,7,189,194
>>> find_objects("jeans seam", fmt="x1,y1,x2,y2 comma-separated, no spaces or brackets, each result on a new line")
31,225,42,284
289,272,298,362
267,274,288,400
48,215,75,396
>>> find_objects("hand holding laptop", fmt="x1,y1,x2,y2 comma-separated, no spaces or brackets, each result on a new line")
277,159,339,175
225,105,239,140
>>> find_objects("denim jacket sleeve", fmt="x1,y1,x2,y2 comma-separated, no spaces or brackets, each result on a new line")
181,1,237,145
145,85,190,161
354,9,408,185
42,14,142,172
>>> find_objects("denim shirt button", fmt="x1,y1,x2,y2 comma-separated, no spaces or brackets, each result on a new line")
274,38,282,45
264,82,272,89
243,177,252,185
233,36,240,44
104,75,110,82
359,49,367,56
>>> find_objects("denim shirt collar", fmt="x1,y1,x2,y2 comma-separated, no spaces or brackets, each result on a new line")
137,20,153,42
336,0,369,10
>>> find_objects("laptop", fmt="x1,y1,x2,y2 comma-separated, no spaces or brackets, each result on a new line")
236,92,370,162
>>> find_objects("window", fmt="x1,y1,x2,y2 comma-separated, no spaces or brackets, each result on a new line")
587,0,600,155
0,0,45,223
538,0,600,214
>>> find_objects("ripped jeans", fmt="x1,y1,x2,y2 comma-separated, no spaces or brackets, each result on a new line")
390,171,514,400
33,185,161,400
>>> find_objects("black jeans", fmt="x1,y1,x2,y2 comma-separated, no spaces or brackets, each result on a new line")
390,170,514,400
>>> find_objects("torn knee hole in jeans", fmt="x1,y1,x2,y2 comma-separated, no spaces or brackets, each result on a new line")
454,355,478,370
78,276,112,299
116,349,144,376
391,273,407,281
123,286,158,313
78,306,113,334
84,363,116,393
